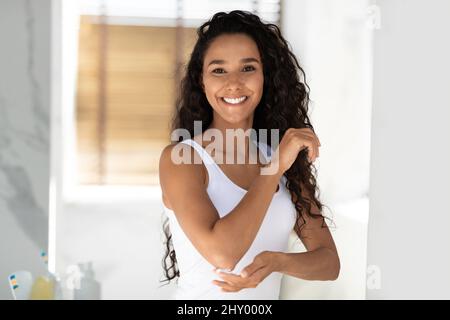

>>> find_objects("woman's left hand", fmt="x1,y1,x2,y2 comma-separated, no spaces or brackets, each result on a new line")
212,251,280,292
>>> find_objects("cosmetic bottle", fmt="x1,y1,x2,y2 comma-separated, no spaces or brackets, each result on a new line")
73,262,101,300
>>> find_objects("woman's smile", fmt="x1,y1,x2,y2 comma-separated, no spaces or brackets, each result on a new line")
220,95,249,106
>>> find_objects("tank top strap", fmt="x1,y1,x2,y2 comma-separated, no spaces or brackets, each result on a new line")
179,138,217,166
179,137,279,191
180,138,270,168
179,139,221,188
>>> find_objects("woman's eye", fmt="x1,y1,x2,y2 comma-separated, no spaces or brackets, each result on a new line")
211,66,255,74
212,68,225,74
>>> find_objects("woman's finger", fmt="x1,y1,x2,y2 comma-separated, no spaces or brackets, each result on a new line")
212,280,241,292
303,140,316,162
216,271,245,286
245,266,270,286
291,130,320,162
313,139,319,161
241,261,264,278
296,128,321,149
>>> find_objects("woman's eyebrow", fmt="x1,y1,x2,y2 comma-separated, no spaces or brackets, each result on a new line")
240,57,260,64
207,57,260,66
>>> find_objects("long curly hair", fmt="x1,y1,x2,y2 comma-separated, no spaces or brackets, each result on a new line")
161,10,331,284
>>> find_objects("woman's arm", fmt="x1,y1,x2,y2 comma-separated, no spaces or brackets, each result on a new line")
213,184,340,291
161,129,320,273
211,167,283,269
213,232,340,291
280,184,340,281
274,248,340,281
160,143,283,271
213,248,339,292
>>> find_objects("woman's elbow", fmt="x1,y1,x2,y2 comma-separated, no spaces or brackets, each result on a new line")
205,247,239,271
210,254,237,271
328,253,340,281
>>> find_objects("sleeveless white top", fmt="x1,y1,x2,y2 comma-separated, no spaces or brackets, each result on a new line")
162,137,297,300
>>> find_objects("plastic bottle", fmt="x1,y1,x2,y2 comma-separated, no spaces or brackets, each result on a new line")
50,273,64,300
73,262,101,300
29,275,54,300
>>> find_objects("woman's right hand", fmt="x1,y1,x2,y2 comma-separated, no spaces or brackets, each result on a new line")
262,128,321,176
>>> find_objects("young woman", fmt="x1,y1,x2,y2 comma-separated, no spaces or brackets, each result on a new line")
159,10,340,299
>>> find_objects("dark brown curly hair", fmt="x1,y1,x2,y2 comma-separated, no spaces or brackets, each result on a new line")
161,10,331,284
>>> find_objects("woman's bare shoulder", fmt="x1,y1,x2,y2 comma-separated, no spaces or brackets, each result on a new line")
159,142,204,170
159,142,206,191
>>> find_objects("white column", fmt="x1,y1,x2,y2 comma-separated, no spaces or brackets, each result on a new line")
367,0,450,299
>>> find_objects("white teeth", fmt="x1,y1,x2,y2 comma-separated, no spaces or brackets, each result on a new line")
222,96,247,104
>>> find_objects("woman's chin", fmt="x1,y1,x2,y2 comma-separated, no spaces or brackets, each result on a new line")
222,113,254,125
210,99,258,124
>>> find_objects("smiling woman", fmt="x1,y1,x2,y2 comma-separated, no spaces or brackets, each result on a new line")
202,33,264,127
159,10,339,300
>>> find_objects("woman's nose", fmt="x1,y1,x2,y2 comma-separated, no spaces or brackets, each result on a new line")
224,72,244,90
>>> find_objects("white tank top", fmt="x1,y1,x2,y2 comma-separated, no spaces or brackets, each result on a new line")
162,137,297,300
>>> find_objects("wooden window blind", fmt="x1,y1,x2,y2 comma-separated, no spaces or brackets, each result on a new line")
76,16,197,185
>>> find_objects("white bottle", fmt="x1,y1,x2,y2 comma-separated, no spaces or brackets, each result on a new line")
73,262,101,300
51,273,64,300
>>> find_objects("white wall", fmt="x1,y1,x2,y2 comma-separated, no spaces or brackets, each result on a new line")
0,0,52,299
367,0,450,299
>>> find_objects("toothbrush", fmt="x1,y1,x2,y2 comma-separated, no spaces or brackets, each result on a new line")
8,271,33,300
40,250,55,279
39,250,58,282
39,249,63,299
40,250,49,268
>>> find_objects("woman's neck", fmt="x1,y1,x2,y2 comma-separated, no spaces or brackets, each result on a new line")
203,117,260,165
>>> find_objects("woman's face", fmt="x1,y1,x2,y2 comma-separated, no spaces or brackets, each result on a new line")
202,33,264,125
